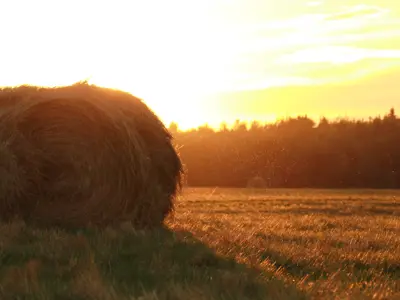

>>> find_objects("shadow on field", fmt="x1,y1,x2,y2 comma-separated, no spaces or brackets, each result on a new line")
0,222,308,299
93,227,308,299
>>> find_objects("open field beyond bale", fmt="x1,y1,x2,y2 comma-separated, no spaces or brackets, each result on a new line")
0,188,399,299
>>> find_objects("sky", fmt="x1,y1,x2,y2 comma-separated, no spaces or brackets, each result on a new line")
1,0,400,129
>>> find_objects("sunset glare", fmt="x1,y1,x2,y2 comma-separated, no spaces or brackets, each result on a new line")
1,0,400,129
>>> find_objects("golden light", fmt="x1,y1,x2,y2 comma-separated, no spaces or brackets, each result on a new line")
1,0,400,128
0,0,254,130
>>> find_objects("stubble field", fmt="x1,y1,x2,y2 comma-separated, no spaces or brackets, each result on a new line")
0,188,399,299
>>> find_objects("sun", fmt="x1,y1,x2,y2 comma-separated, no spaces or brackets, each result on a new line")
87,72,216,130
0,0,276,130
1,1,247,130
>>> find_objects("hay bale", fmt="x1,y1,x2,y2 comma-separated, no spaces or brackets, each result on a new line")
247,176,267,189
0,83,183,228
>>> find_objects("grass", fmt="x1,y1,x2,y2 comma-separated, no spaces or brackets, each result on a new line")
0,188,399,299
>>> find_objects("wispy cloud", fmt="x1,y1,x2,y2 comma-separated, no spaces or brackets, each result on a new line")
220,4,397,65
277,46,400,65
223,1,400,90
325,4,389,21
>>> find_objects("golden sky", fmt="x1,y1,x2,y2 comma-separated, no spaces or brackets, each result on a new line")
1,0,400,129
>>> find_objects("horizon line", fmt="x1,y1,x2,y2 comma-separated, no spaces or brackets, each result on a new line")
167,107,397,132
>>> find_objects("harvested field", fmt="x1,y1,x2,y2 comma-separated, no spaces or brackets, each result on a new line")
0,188,399,299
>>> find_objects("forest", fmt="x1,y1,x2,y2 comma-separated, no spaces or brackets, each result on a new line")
170,108,400,188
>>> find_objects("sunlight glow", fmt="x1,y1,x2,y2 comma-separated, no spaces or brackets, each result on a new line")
1,0,400,129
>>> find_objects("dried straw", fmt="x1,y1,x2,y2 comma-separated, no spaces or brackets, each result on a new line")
0,83,183,228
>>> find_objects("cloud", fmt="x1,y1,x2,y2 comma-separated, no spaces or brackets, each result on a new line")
232,3,394,50
222,2,400,88
325,4,389,21
211,1,400,93
239,4,391,32
277,46,400,65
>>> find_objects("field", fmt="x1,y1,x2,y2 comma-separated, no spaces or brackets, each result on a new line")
0,188,399,299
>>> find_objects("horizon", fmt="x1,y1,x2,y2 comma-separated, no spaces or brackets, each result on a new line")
1,0,400,130
170,106,398,132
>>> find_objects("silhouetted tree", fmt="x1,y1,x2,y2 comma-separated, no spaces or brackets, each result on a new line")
171,108,400,188
168,122,179,134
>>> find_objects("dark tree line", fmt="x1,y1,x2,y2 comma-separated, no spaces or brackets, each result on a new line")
170,108,400,188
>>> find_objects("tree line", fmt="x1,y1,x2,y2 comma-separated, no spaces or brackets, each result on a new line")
169,108,400,188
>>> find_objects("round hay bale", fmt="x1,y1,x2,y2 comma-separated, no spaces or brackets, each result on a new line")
0,83,183,229
247,176,267,189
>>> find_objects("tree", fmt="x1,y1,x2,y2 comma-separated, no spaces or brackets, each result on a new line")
168,122,179,134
